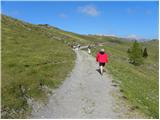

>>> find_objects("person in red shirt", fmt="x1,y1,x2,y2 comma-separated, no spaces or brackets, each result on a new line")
96,49,108,75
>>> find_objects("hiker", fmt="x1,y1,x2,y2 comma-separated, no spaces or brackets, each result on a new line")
76,44,80,50
78,44,81,50
88,45,91,54
96,49,108,75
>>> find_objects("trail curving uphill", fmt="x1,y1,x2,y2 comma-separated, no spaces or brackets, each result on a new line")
31,50,145,118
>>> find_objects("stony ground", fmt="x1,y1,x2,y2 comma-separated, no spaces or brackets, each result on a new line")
31,50,146,119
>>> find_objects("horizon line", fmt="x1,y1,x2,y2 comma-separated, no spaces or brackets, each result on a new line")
1,13,158,40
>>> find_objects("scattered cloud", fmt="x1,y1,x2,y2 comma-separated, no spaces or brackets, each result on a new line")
126,8,135,14
127,34,143,40
95,34,116,37
146,10,152,15
78,5,100,17
127,8,153,15
7,10,20,16
58,13,68,19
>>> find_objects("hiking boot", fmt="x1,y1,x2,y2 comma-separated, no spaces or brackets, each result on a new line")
101,72,103,75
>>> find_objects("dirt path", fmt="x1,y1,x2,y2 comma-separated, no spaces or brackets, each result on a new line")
31,50,145,118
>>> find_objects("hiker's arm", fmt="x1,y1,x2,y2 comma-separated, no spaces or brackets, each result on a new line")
96,54,99,62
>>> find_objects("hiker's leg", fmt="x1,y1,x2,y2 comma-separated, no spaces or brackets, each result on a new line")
99,63,101,69
100,65,103,74
103,63,106,72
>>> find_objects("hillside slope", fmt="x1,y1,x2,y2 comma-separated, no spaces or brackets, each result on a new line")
90,37,159,118
1,15,77,118
31,50,146,119
1,14,158,118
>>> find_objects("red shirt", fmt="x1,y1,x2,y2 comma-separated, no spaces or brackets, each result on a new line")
96,52,108,63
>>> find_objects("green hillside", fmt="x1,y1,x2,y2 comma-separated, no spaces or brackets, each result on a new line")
1,15,159,118
1,15,77,118
90,36,159,118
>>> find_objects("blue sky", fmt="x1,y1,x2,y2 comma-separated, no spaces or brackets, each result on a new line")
1,1,159,39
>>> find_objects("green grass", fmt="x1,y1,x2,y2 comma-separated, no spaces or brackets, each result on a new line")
91,39,158,118
1,14,159,118
1,15,76,118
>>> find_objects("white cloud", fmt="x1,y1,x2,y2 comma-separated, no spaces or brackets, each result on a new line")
127,8,152,15
127,34,142,40
96,34,116,37
146,10,152,15
78,5,100,17
8,10,20,16
58,13,68,18
126,8,135,14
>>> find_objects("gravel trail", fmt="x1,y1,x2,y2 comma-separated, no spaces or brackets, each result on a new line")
31,50,145,118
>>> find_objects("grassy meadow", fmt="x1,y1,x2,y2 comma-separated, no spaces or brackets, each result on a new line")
1,15,76,118
1,14,159,119
90,37,159,118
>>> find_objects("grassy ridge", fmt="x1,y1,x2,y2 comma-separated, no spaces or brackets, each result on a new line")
90,38,158,118
1,14,158,118
1,15,75,118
